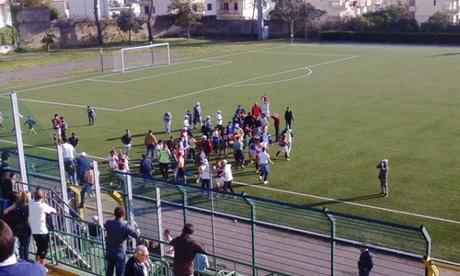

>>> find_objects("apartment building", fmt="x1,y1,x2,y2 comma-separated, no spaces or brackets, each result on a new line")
0,0,12,28
126,0,275,20
377,0,460,23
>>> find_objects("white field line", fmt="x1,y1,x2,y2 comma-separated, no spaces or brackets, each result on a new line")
120,55,358,111
87,60,233,84
232,180,460,225
4,44,291,96
228,67,312,87
0,96,120,112
259,51,354,57
0,137,458,225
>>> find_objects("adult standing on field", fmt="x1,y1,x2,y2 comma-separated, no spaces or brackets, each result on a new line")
121,129,132,158
193,102,202,129
163,112,172,134
358,247,373,276
284,107,294,129
377,158,389,197
261,95,270,119
144,130,158,159
258,147,274,184
51,114,62,144
87,106,96,126
270,113,280,142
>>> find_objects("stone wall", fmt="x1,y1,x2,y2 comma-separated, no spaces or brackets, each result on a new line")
15,10,289,48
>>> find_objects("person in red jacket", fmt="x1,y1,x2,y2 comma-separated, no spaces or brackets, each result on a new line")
270,112,280,142
251,102,262,120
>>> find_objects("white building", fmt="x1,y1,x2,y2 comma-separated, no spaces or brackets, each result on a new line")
126,0,274,20
68,0,110,19
376,0,460,23
0,0,12,28
305,0,379,20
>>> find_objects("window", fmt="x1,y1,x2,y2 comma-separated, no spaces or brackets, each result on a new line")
152,7,155,14
144,6,149,14
207,3,212,10
234,2,238,10
433,0,436,5
192,4,198,11
223,3,229,10
408,0,415,6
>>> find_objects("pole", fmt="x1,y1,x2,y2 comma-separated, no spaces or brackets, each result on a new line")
126,174,134,223
93,161,104,238
150,41,154,66
210,173,217,270
242,193,256,276
99,47,104,72
324,208,336,276
56,145,70,216
156,187,164,258
256,0,264,40
10,92,28,190
421,225,431,257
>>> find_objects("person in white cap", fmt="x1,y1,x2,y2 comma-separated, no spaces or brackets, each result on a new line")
376,158,389,197
193,102,202,129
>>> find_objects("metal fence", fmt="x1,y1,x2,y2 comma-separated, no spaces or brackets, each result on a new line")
4,151,430,275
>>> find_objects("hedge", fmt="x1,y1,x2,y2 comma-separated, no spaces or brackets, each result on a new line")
320,31,460,44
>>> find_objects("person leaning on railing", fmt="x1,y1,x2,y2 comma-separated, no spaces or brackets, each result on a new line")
423,256,440,276
105,206,140,276
0,219,46,276
170,223,206,276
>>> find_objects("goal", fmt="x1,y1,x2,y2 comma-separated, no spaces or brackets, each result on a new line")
113,42,171,73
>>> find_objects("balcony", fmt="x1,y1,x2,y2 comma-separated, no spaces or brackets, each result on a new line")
444,1,460,14
217,9,243,18
329,0,348,10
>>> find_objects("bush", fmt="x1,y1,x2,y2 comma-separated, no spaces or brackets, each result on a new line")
0,26,19,45
320,31,460,44
49,7,59,21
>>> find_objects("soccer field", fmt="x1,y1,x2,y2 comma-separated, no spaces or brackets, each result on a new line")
1,40,460,262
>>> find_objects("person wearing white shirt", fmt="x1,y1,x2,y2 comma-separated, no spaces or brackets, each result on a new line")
183,115,190,129
28,190,56,265
222,160,234,195
200,160,212,198
61,139,77,184
261,95,270,119
216,111,223,127
258,147,274,184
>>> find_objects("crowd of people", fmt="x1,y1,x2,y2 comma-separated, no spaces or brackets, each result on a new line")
103,96,296,198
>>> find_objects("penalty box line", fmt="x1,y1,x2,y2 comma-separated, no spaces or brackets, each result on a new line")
120,54,359,111
0,137,458,226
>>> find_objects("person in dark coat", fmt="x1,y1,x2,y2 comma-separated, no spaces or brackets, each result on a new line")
105,207,140,276
358,247,373,276
124,245,150,276
284,106,294,129
170,223,206,276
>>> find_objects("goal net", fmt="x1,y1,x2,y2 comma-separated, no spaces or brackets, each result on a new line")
113,42,171,72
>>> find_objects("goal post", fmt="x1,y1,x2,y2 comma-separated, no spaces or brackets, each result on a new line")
113,42,171,73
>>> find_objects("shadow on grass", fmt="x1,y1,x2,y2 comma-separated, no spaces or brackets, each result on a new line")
306,193,383,208
429,53,460,57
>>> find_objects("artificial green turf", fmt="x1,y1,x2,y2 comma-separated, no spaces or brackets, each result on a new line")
1,40,459,262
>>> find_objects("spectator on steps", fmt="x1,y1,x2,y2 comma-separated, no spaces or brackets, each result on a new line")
105,207,140,276
358,247,373,276
0,219,46,276
29,190,56,266
170,223,206,276
124,245,151,276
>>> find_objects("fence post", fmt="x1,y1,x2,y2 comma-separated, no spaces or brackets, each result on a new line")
92,161,104,238
125,174,134,223
156,187,164,258
242,192,257,276
178,185,188,225
10,92,28,190
323,208,336,276
421,225,431,257
56,145,69,216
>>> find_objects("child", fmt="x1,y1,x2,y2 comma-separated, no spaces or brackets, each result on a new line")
24,116,37,134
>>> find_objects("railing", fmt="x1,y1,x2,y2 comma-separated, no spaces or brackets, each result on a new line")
49,213,106,275
6,152,431,276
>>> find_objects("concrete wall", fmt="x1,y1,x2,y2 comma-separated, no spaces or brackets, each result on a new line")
0,0,12,28
16,15,289,48
68,0,109,20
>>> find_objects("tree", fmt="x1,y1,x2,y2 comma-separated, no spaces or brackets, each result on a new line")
41,33,56,51
168,0,202,39
146,0,154,42
10,0,51,7
421,12,451,32
363,5,418,32
114,10,143,44
94,0,104,46
270,0,325,38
